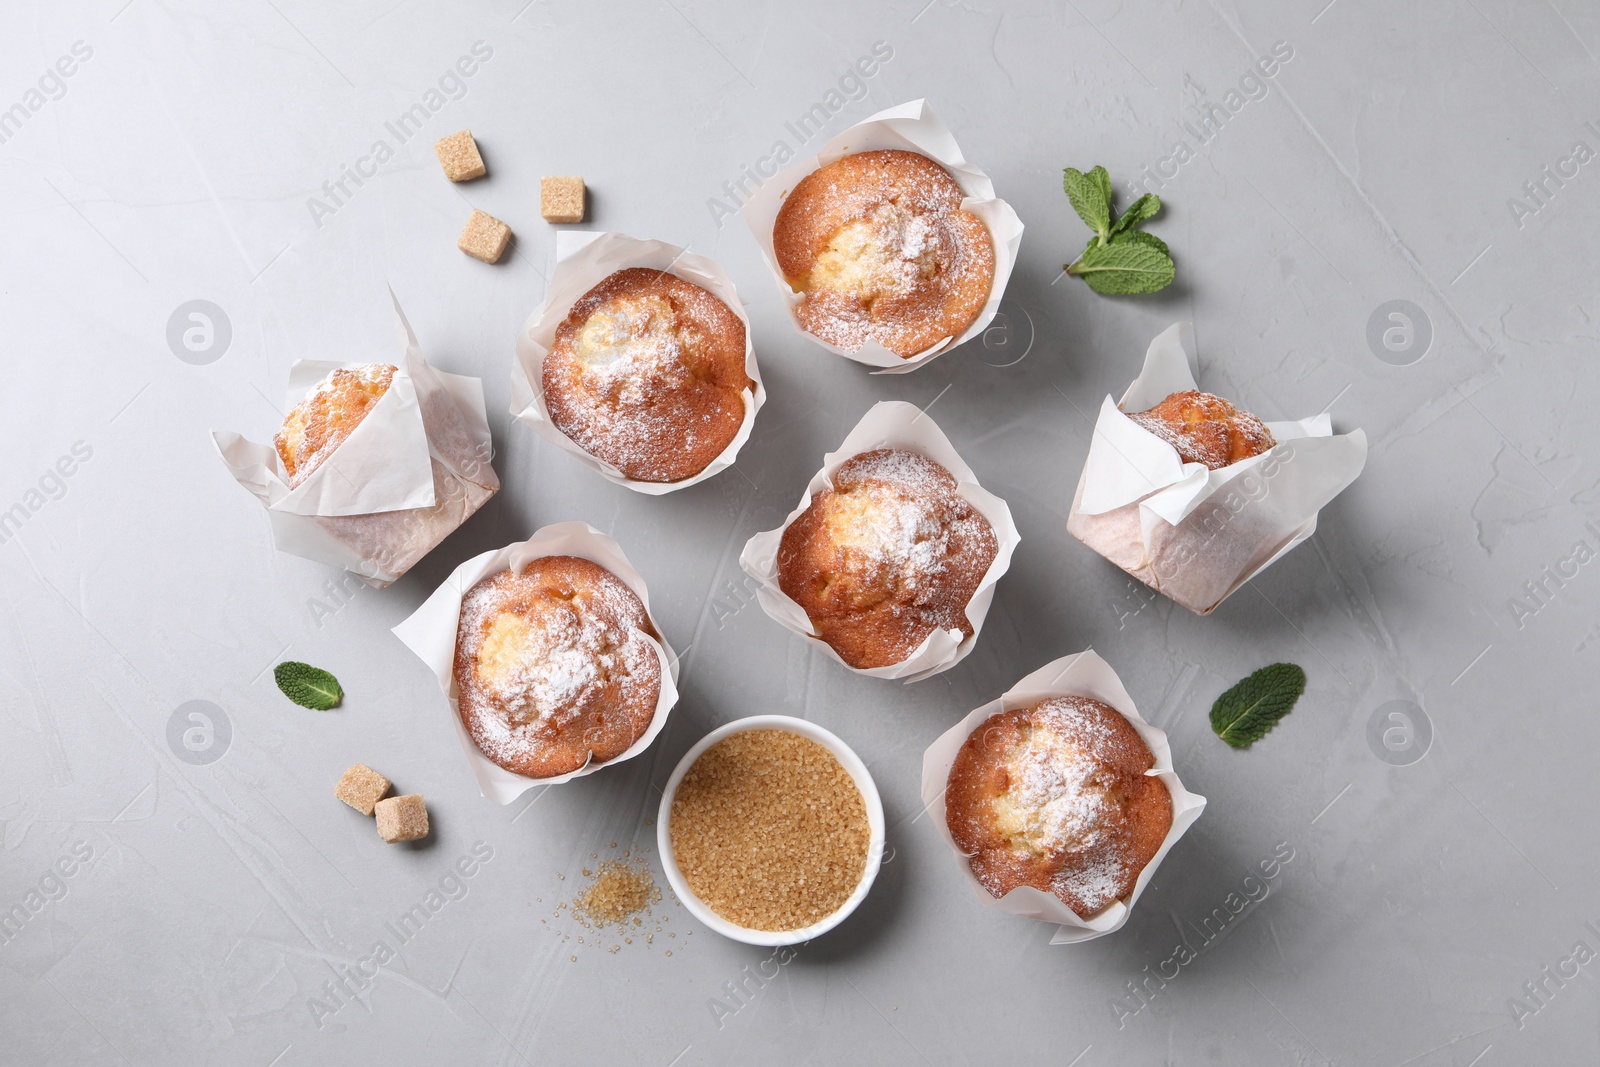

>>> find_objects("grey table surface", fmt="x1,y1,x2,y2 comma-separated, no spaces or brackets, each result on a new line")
2,0,1598,1064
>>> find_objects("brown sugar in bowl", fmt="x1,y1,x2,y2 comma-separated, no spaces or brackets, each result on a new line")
657,715,885,946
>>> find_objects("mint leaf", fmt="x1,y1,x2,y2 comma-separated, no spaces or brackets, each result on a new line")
1063,167,1111,236
1083,223,1167,259
1091,166,1113,215
1110,192,1161,236
1209,663,1306,748
274,661,343,710
1111,229,1170,256
1062,166,1175,294
1068,241,1176,294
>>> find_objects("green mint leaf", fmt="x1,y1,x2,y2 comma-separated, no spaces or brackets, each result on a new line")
1091,166,1113,214
1110,192,1162,236
1110,229,1170,256
274,661,344,710
1063,166,1112,236
1067,241,1175,294
1072,226,1172,269
1209,663,1306,748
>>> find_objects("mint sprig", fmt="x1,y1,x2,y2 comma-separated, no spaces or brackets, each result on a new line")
274,661,344,710
1209,663,1305,748
1062,166,1175,295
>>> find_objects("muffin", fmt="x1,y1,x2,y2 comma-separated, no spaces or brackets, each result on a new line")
944,697,1172,918
772,150,995,358
776,448,998,669
274,363,396,487
1127,389,1275,470
453,555,662,778
543,267,752,482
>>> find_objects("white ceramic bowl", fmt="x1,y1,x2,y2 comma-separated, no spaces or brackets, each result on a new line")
657,715,885,946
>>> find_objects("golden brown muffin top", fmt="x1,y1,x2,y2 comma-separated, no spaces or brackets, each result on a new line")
776,448,997,669
275,363,395,487
543,267,751,483
944,697,1172,918
1127,389,1276,470
453,555,661,779
772,150,994,358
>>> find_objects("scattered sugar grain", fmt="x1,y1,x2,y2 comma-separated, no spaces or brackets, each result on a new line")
570,857,661,929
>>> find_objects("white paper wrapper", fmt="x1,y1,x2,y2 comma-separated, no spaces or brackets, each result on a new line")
390,522,681,805
1067,323,1368,615
212,292,499,588
740,98,1026,374
920,650,1206,943
510,230,765,493
738,400,1020,682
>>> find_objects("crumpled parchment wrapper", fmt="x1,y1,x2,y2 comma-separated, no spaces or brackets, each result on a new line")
1067,323,1368,614
212,292,498,588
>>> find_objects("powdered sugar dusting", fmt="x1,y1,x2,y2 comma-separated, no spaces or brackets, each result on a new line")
1051,847,1130,911
475,611,604,722
810,203,945,303
574,299,687,387
990,703,1121,856
829,450,976,594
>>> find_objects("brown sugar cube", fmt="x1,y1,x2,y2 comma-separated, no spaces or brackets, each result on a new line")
334,763,391,816
434,130,486,182
540,176,585,223
458,209,511,263
374,794,429,843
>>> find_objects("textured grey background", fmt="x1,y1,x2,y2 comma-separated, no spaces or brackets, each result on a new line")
2,0,1597,1064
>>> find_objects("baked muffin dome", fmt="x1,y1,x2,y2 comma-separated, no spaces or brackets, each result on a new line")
543,267,752,483
1127,389,1275,470
944,697,1172,918
772,150,995,358
776,448,997,669
275,363,395,487
453,555,662,778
